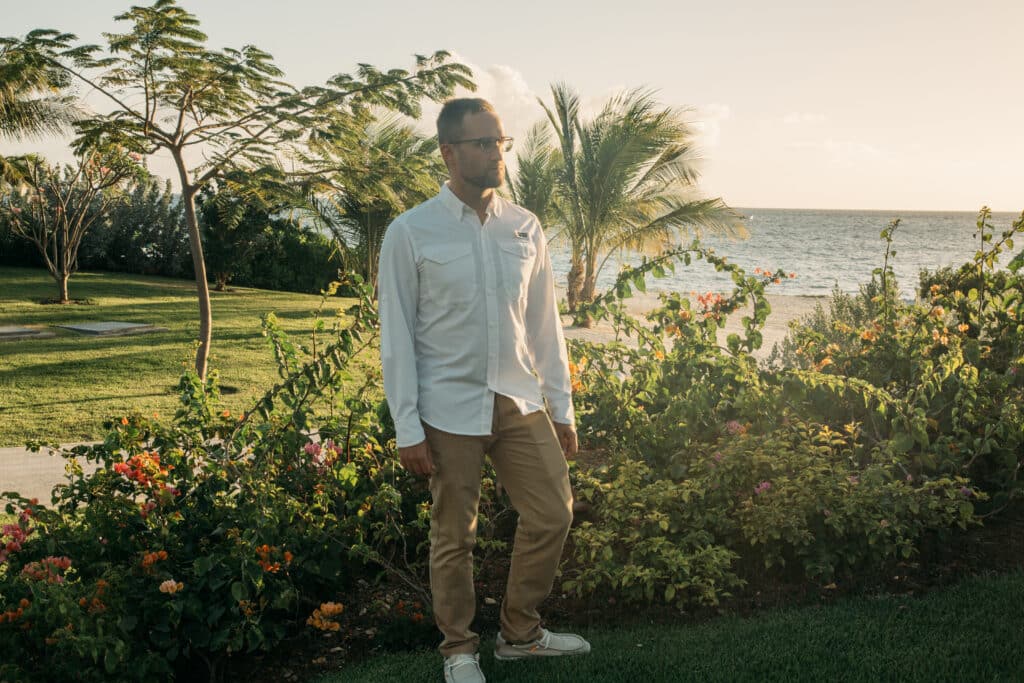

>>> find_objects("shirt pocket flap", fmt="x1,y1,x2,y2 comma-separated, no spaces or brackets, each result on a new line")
498,240,536,259
421,243,472,265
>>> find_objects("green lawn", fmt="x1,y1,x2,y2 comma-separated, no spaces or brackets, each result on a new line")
315,571,1024,682
0,267,360,447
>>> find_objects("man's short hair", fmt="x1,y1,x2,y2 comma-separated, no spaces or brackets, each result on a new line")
436,98,496,144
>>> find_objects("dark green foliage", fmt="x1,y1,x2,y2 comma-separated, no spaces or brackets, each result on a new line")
78,177,190,278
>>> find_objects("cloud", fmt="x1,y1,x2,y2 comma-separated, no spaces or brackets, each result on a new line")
783,112,827,125
414,54,546,145
689,103,732,149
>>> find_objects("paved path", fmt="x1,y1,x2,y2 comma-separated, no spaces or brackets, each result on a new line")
0,444,101,504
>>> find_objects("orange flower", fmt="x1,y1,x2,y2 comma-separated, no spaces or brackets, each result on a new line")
957,323,969,333
220,410,231,418
121,417,129,426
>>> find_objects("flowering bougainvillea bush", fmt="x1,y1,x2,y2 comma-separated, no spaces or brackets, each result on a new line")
0,278,444,682
562,209,1021,606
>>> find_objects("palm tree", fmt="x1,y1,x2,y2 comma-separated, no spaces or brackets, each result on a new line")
528,84,745,321
305,114,447,288
0,34,78,183
537,84,588,313
507,122,560,228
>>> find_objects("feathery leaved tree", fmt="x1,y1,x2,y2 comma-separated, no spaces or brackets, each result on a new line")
531,84,744,320
3,0,473,379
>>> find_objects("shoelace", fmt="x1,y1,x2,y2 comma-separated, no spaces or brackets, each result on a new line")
447,656,480,673
535,630,552,649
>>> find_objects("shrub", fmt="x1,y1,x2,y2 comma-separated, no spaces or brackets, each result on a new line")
563,208,1020,603
0,278,431,681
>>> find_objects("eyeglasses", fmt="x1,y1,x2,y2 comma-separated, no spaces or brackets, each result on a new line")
447,136,514,153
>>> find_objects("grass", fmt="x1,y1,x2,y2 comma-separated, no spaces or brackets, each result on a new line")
313,571,1024,682
0,267,360,447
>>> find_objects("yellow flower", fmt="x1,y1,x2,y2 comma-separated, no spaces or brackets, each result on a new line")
654,350,665,360
957,323,969,333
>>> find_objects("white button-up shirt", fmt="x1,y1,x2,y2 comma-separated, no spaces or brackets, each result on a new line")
378,183,574,448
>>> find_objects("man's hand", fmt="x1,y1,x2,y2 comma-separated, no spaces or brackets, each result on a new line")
553,422,578,459
398,439,435,477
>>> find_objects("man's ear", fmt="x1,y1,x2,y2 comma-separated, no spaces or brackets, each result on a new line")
439,143,453,170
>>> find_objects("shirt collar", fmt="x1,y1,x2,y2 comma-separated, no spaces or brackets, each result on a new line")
439,182,504,222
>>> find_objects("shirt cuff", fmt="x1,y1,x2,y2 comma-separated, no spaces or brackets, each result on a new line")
547,397,575,426
394,417,427,449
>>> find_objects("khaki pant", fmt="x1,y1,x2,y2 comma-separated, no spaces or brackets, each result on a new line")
422,394,573,657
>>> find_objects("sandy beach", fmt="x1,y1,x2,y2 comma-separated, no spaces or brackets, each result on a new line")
560,290,828,361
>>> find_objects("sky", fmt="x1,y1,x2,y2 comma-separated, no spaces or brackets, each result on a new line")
2,0,1022,212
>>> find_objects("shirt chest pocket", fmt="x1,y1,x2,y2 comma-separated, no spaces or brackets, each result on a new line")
497,240,537,299
419,243,475,305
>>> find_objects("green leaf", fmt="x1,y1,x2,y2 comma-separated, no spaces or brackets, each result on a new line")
664,584,676,602
891,432,914,454
193,555,213,576
104,649,119,674
230,581,245,603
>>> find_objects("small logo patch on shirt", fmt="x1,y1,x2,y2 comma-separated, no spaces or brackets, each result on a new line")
514,231,529,239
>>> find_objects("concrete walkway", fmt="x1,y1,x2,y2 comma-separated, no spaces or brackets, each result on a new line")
0,444,101,504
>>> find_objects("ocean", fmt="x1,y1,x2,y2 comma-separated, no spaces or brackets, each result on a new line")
547,208,1021,300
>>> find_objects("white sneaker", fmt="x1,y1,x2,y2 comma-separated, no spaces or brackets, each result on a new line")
444,653,485,683
494,628,591,660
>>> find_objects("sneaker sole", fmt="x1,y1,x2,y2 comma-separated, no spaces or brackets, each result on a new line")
493,646,590,661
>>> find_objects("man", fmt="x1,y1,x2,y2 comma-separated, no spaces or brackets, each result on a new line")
378,98,590,683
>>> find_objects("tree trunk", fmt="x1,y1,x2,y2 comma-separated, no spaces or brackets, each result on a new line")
566,246,584,313
57,271,69,304
576,250,600,328
175,157,213,381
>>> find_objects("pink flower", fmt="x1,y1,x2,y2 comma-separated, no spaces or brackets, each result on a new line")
725,420,747,436
303,442,322,457
713,451,724,462
754,480,772,495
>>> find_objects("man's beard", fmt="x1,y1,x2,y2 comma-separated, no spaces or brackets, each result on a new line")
462,166,504,190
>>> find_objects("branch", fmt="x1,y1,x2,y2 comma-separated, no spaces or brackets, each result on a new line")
41,54,174,145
